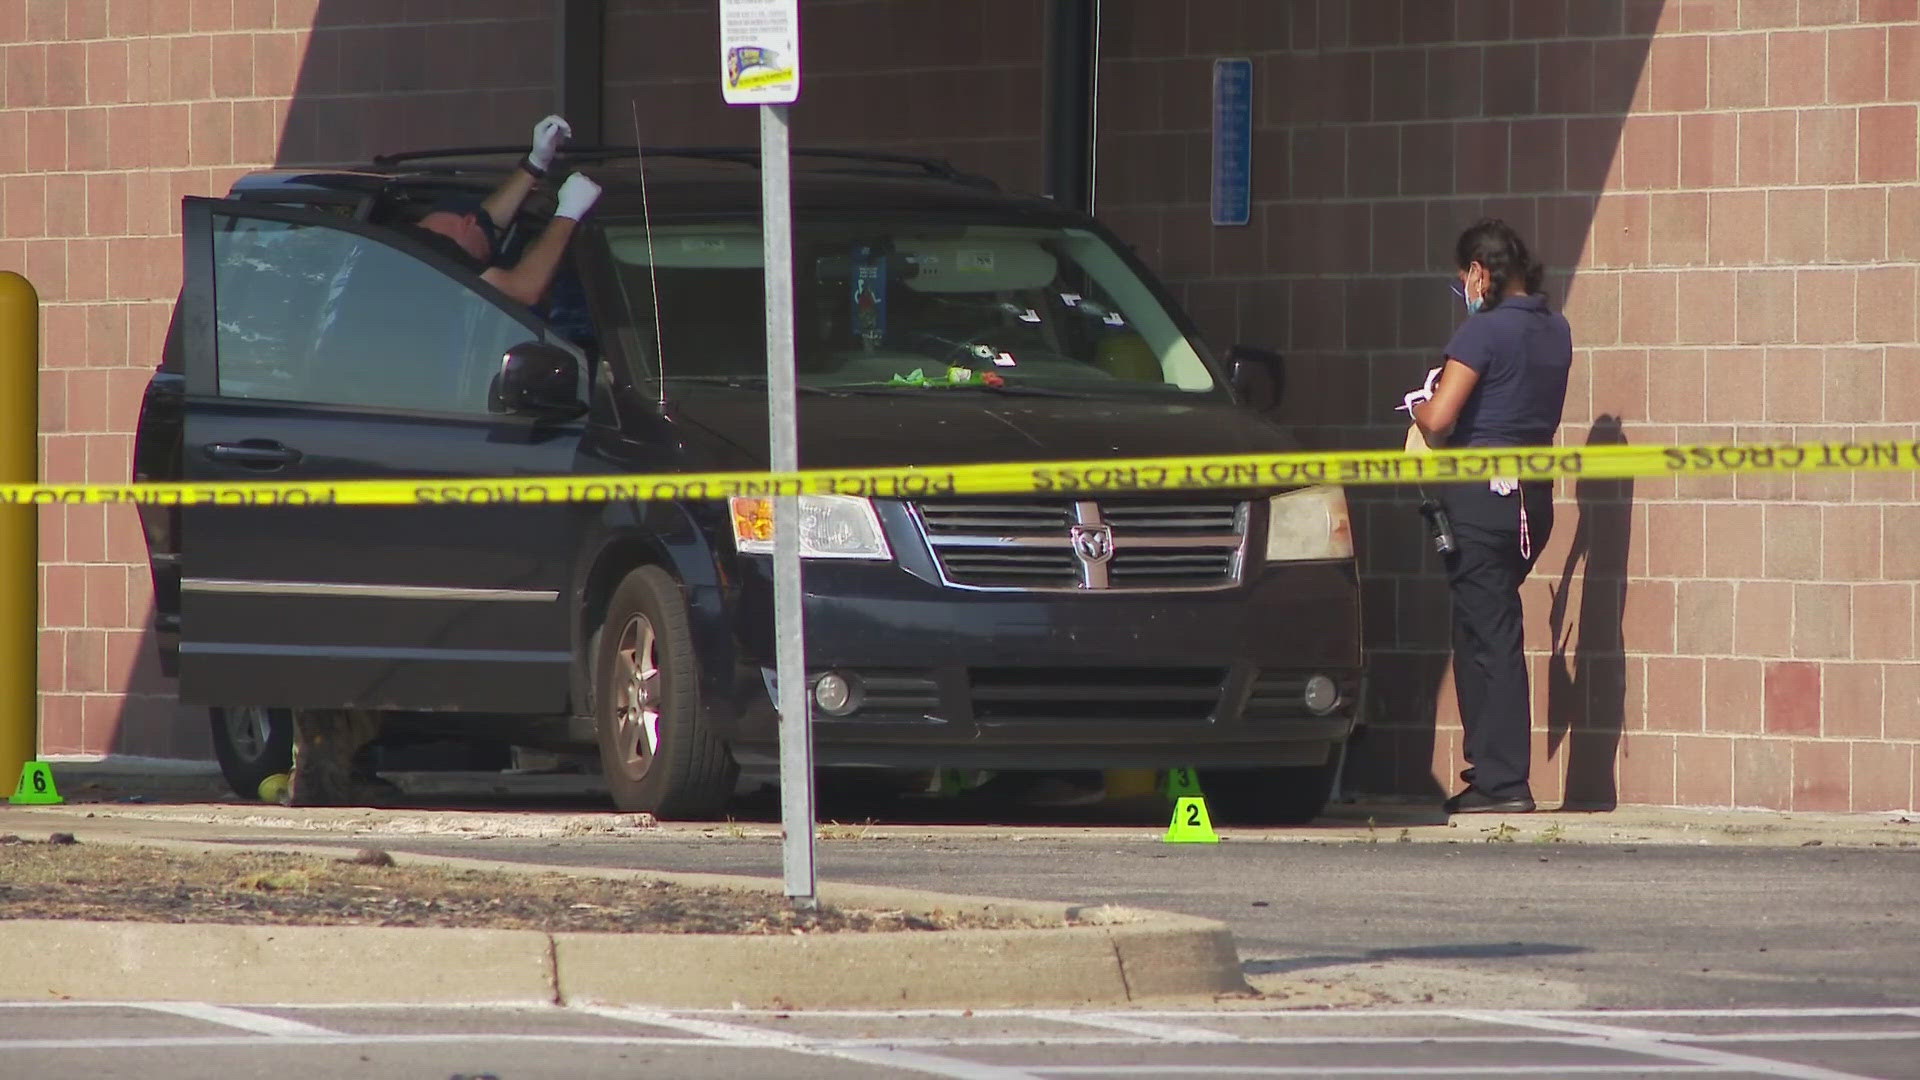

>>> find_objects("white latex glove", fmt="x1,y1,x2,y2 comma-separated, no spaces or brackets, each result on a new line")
554,173,601,221
1395,366,1442,414
529,115,573,173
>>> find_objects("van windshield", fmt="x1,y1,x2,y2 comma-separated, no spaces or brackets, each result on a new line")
604,220,1225,398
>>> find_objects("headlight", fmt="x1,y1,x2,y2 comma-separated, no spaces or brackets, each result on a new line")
1266,485,1353,561
729,495,893,561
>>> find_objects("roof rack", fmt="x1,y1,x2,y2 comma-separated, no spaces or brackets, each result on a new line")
369,145,999,189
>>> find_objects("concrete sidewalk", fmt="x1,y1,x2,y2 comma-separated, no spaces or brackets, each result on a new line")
0,798,1250,1009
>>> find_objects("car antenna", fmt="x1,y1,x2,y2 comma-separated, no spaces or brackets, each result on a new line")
632,98,668,405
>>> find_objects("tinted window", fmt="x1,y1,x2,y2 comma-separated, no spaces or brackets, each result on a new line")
211,215,537,414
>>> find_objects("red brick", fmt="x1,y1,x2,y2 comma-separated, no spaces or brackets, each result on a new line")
1738,580,1796,656
1619,272,1678,345
1650,34,1708,112
1792,739,1852,811
1702,661,1764,735
1766,188,1826,264
1851,741,1914,811
1646,659,1705,733
1624,580,1677,654
1562,273,1619,347
1679,112,1738,188
1537,40,1595,114
1829,26,1889,103
1738,110,1797,186
1618,732,1678,804
1854,585,1915,661
1799,108,1859,184
1796,270,1857,345
1862,0,1919,20
1859,106,1918,183
1679,0,1739,30
1768,30,1827,106
1454,122,1511,194
1823,505,1884,582
1888,664,1920,741
1674,734,1735,805
1590,193,1650,268
210,33,253,97
1677,273,1737,347
1623,114,1679,191
1710,32,1768,107
1708,191,1767,266
1823,663,1884,738
1893,24,1920,99
1733,736,1793,808
1702,500,1763,578
38,694,83,756
1827,187,1890,262
1646,345,1706,421
1800,0,1863,23
1792,583,1853,660
1858,266,1917,344
1824,347,1885,421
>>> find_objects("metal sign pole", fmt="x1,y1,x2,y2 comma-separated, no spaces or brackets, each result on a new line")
759,103,816,908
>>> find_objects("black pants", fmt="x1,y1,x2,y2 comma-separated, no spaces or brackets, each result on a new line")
1438,480,1554,801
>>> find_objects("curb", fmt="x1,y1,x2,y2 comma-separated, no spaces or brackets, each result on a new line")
0,827,1250,1009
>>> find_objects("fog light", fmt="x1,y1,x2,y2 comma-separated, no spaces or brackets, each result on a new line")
813,672,862,717
1302,674,1340,715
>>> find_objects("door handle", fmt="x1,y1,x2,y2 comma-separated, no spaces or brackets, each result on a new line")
203,441,303,469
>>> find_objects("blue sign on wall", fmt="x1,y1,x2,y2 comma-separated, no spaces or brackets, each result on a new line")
1211,58,1253,227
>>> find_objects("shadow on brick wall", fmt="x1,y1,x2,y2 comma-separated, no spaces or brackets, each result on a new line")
1308,1,1664,805
1546,416,1632,810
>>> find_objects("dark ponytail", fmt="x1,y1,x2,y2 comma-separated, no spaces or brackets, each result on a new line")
1455,218,1545,310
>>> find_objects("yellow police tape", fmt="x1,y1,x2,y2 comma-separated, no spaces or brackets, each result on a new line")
1,440,1911,506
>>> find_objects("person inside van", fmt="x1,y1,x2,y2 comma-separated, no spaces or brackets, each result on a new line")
404,114,602,309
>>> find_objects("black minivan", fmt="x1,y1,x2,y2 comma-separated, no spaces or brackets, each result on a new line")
133,148,1363,823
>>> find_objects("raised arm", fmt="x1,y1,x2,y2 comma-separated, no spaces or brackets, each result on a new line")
481,173,601,308
480,115,573,230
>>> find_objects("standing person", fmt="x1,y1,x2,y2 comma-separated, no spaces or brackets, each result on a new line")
1403,219,1573,815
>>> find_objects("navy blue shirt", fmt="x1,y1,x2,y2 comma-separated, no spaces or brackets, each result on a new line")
1443,293,1572,448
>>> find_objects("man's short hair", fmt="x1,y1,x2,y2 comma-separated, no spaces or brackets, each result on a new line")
428,195,504,264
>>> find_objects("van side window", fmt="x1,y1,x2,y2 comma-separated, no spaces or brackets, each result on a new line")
210,214,535,414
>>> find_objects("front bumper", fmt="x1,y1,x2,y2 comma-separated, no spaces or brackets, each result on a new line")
709,558,1363,769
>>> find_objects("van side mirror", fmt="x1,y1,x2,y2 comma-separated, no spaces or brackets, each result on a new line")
1227,345,1284,412
492,341,586,421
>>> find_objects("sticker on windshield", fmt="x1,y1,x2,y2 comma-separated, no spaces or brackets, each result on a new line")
851,246,887,351
682,238,729,253
957,249,996,273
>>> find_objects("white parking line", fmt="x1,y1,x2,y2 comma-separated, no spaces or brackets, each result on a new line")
1029,1060,1720,1068
579,1003,1049,1080
1456,1011,1887,1080
1029,1010,1241,1042
138,1002,339,1037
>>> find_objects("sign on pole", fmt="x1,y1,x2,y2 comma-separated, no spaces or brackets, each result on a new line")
1210,58,1253,227
720,0,800,106
720,0,814,907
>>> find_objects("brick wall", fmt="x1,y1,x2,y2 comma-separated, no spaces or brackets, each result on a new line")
8,0,553,759
1095,0,1918,811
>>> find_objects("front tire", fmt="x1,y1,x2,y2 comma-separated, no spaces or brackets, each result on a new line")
209,706,293,800
1203,750,1343,826
594,566,736,818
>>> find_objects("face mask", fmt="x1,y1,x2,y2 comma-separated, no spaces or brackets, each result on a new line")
1450,281,1485,315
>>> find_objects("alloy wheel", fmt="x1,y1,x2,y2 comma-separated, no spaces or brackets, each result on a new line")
611,613,663,779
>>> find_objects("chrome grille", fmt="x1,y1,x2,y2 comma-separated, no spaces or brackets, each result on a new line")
912,498,1248,592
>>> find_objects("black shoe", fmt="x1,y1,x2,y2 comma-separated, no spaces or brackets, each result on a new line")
1443,788,1536,814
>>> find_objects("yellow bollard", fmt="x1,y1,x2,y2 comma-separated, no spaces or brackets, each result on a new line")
0,273,37,793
